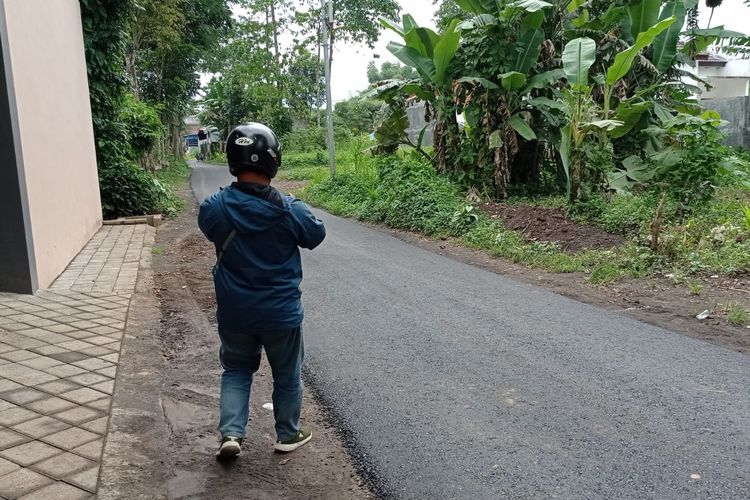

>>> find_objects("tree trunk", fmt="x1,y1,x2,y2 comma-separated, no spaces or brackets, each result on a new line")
125,50,140,99
511,140,541,184
270,1,280,65
316,24,322,127
269,1,283,101
126,23,142,98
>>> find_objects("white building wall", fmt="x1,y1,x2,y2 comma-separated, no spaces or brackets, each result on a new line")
2,0,102,288
697,60,750,100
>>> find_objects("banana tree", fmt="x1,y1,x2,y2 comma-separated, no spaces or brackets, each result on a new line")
450,0,560,198
558,16,674,202
376,15,464,172
569,0,688,73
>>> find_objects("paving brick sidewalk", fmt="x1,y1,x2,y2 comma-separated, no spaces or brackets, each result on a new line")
0,225,153,499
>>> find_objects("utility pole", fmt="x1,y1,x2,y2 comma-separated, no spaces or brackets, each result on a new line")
321,0,335,176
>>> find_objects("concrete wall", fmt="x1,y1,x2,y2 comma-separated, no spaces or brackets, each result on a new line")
0,0,102,291
704,96,750,149
701,78,750,100
697,60,750,100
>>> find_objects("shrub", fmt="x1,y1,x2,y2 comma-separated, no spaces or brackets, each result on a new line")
283,127,326,152
99,158,189,219
284,151,327,169
569,192,675,234
282,126,354,153
334,97,382,135
121,94,164,160
99,162,164,219
305,153,466,235
364,155,465,235
645,111,730,207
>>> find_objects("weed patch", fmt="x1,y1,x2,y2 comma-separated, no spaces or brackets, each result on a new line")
297,152,749,283
726,303,749,327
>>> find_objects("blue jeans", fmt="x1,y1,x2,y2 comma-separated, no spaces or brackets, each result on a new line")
218,326,304,441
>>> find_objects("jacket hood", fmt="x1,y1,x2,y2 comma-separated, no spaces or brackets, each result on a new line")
219,185,291,233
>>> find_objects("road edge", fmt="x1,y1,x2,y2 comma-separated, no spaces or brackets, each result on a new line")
98,228,171,499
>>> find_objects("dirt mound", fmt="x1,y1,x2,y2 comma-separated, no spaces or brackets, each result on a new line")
478,202,625,253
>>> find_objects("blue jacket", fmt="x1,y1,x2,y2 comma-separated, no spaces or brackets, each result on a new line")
198,185,326,333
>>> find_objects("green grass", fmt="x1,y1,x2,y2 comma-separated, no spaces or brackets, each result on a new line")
155,157,190,187
287,147,750,284
589,262,625,285
688,280,704,296
277,166,327,181
154,157,191,216
726,303,749,326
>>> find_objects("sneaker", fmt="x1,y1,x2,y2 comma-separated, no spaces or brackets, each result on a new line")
217,436,243,457
274,427,312,453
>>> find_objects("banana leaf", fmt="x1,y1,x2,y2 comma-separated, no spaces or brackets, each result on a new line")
611,101,651,138
402,14,419,33
559,124,572,183
527,97,565,110
500,71,528,91
387,42,436,81
457,14,498,30
405,27,441,58
456,0,493,14
457,76,500,89
606,17,675,85
566,0,586,13
521,10,545,33
622,0,661,43
510,0,553,12
514,27,546,74
509,114,537,140
562,37,597,88
379,18,404,37
651,0,686,72
434,19,462,85
522,69,565,92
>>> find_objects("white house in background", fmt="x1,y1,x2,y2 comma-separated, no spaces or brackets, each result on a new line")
683,52,750,148
694,52,750,100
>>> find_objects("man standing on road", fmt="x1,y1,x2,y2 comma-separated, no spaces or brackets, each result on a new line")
198,123,326,458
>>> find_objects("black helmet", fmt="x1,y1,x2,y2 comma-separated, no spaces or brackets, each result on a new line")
226,123,282,178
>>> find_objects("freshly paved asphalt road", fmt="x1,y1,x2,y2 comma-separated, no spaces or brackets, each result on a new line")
192,162,750,500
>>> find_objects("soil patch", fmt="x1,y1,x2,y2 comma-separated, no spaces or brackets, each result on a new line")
478,202,625,253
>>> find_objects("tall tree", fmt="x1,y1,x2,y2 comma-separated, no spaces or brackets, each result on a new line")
79,0,137,169
324,0,400,69
126,0,184,99
367,61,418,83
130,0,234,155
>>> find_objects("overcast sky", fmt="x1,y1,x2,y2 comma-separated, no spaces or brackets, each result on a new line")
330,0,436,101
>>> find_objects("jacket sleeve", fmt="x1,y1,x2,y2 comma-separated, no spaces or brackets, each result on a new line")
198,192,221,243
290,199,326,250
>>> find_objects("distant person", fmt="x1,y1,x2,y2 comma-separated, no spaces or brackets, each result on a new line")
198,123,326,458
